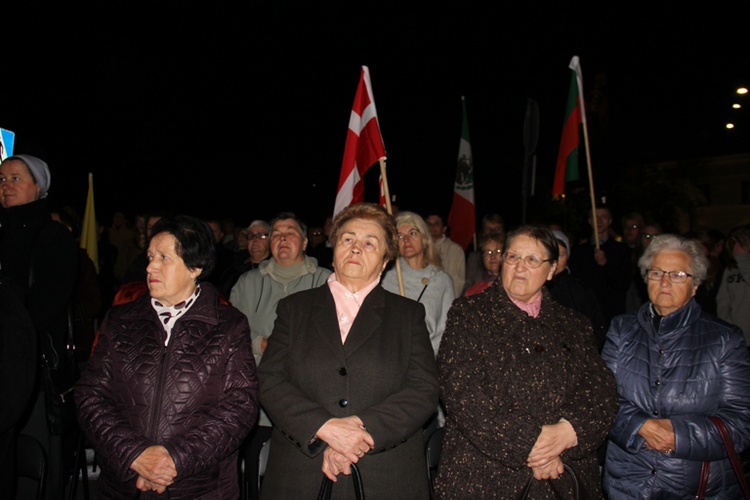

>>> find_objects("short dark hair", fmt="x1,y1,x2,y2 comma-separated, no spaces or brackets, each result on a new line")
148,215,216,281
270,212,307,238
502,225,560,263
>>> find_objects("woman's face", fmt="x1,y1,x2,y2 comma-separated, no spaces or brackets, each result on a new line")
270,218,307,266
397,224,425,260
333,218,388,292
555,242,569,275
647,250,697,316
0,159,40,207
501,234,557,303
481,240,502,276
146,232,201,307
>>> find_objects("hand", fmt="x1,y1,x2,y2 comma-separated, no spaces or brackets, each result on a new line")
322,447,359,481
136,476,168,494
639,419,675,453
130,445,177,487
532,456,565,480
594,249,607,266
260,337,268,354
527,420,578,468
315,416,374,464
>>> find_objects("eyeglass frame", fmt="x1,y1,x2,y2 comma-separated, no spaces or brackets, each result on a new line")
248,233,269,241
482,249,503,257
646,268,693,283
502,253,554,269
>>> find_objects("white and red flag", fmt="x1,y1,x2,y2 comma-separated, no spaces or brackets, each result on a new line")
333,66,386,217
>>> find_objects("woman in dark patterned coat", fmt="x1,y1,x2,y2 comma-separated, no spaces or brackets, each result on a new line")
434,225,618,499
76,215,259,499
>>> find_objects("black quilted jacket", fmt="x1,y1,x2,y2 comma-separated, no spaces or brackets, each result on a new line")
75,283,259,499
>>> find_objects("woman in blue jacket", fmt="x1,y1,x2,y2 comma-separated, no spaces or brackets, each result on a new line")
602,234,750,499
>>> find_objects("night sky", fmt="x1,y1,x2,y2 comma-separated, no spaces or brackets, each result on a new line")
2,4,749,229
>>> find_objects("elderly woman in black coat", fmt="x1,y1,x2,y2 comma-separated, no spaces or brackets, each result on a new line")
435,225,618,498
76,215,259,499
258,203,439,499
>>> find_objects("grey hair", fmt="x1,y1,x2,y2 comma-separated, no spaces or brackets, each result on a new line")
247,220,270,232
638,234,708,284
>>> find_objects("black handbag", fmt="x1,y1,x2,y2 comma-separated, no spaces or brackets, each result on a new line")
317,463,365,500
40,312,80,436
519,463,579,500
29,241,80,436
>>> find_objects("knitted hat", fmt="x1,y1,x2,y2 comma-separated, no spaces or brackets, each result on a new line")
13,154,51,199
551,229,570,256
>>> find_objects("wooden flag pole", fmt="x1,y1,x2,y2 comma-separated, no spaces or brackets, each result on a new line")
582,108,599,250
379,158,405,296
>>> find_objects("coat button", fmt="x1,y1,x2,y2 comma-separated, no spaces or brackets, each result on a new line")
653,410,659,416
339,399,349,408
655,380,661,386
339,367,347,376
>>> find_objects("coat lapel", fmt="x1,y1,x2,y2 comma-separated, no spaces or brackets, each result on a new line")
311,286,346,362
342,285,385,357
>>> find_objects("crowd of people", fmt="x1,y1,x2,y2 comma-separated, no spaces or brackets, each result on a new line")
2,152,750,499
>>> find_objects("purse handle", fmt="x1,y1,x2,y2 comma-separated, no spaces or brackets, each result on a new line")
317,463,365,500
696,416,750,499
519,463,579,500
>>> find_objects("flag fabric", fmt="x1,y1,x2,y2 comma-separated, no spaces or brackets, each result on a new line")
552,56,585,197
80,173,99,273
447,96,476,250
333,66,386,217
0,128,15,160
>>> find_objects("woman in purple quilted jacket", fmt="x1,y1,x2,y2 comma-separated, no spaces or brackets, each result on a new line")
76,215,259,499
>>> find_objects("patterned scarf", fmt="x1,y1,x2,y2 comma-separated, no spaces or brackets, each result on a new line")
151,286,201,345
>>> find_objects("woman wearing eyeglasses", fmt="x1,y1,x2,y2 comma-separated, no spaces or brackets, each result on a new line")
463,231,503,297
435,225,618,498
381,211,455,356
602,234,750,499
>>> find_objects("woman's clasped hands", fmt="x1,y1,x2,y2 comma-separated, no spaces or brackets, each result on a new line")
316,416,374,481
527,420,578,480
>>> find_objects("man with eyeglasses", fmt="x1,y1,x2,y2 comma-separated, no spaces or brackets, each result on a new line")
568,206,631,344
216,220,272,298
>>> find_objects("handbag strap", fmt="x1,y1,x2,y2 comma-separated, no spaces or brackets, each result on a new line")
519,463,579,500
695,460,711,499
317,463,365,500
709,416,750,499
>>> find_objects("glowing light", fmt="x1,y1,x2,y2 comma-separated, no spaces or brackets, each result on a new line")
726,123,735,129
738,87,748,95
732,103,741,109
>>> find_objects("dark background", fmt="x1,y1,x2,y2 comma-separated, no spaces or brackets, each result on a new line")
2,4,749,231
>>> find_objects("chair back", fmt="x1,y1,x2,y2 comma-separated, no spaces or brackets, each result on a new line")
16,433,47,500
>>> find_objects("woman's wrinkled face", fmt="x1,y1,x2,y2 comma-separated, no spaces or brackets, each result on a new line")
481,241,502,276
397,224,425,259
270,218,307,266
146,232,200,306
647,250,697,316
0,159,40,207
501,234,556,303
333,218,388,291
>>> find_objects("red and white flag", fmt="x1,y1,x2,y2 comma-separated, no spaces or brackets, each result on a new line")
378,175,386,208
333,66,386,217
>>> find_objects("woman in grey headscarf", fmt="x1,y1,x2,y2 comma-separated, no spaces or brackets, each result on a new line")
0,154,78,499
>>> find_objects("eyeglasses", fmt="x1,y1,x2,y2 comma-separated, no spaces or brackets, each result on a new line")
248,233,268,241
310,231,323,236
646,269,693,283
644,233,660,240
398,230,421,241
482,249,502,257
503,253,553,269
